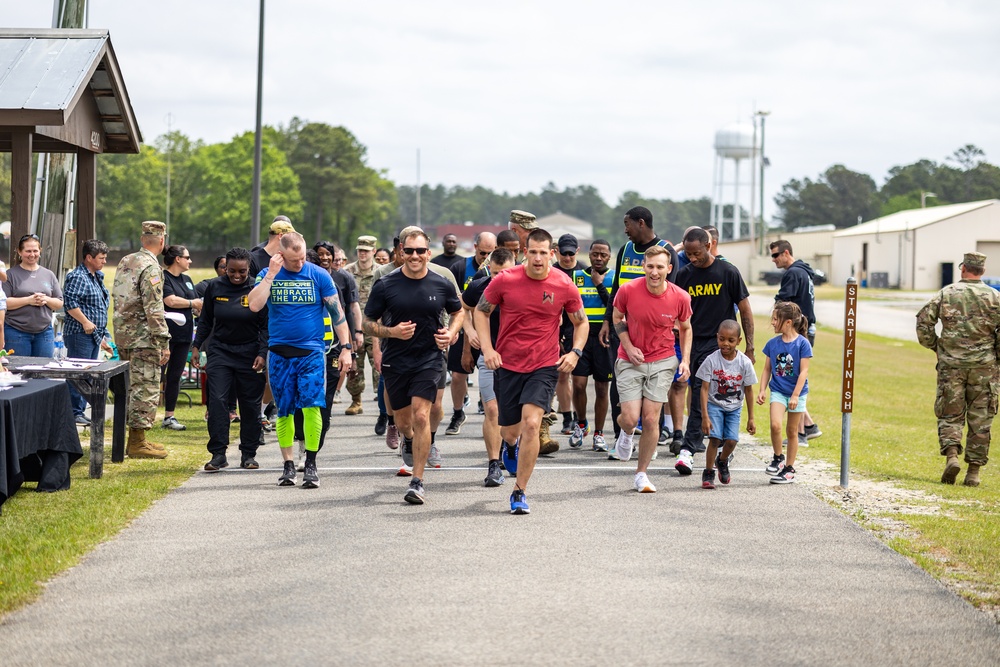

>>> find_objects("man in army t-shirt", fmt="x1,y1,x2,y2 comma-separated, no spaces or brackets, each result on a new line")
112,221,171,459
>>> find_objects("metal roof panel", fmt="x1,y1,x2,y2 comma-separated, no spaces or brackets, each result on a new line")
0,36,105,112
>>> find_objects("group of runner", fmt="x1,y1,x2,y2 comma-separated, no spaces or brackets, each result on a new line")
248,207,815,514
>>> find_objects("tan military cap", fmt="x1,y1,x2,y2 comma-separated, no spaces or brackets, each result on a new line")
141,220,166,236
357,235,378,251
509,210,537,229
963,252,986,270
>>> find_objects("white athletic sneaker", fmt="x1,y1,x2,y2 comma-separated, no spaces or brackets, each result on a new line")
615,431,635,461
674,450,694,476
634,471,656,493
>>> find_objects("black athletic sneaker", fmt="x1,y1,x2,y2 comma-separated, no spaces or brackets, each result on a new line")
240,456,259,470
278,460,296,486
669,430,684,455
404,477,425,504
446,410,466,436
716,455,731,485
766,454,785,475
657,428,669,447
804,424,822,439
204,453,228,472
302,462,320,489
770,465,796,484
484,460,505,487
702,468,716,489
375,413,388,436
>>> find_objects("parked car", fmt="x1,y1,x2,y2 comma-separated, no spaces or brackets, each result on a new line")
759,268,827,286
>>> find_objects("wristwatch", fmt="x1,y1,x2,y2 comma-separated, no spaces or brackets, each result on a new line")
342,343,353,350
571,348,583,357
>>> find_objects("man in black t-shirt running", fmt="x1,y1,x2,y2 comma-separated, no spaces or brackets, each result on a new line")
672,228,754,475
364,229,464,506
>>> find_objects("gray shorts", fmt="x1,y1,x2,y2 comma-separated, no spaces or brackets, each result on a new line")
615,356,678,404
477,354,497,403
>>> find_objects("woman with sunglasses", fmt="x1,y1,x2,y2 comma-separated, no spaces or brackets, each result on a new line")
3,234,63,357
160,245,202,431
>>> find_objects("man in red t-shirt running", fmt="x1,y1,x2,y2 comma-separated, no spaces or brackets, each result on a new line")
475,229,588,515
612,245,692,493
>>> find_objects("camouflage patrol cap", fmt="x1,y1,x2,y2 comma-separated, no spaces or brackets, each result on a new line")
356,235,378,251
141,221,166,236
509,210,537,229
963,252,986,270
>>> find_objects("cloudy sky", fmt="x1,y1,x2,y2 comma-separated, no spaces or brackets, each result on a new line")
4,1,999,218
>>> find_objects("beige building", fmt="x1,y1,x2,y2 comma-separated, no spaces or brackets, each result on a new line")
830,200,1000,290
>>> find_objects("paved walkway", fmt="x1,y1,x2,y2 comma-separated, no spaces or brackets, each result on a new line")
2,383,999,665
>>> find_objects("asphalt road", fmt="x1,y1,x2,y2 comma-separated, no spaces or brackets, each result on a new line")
2,381,999,665
749,287,935,342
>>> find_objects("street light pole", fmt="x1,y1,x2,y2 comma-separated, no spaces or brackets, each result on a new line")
250,0,265,247
921,191,937,208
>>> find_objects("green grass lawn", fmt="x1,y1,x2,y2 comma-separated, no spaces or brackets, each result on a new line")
764,316,1000,609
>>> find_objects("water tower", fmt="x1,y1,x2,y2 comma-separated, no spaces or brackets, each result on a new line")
711,122,757,241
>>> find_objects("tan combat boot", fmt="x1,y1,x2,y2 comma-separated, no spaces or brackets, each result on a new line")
538,414,559,456
941,446,961,484
127,428,168,460
345,395,364,416
963,463,981,487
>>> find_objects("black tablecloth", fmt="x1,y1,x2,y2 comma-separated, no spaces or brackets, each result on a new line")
0,379,82,509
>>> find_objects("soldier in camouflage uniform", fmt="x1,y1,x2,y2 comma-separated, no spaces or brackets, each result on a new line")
916,252,1000,487
112,221,171,460
343,235,380,416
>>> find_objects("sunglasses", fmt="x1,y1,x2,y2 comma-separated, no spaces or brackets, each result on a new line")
560,250,577,257
477,251,490,257
771,252,782,258
402,247,430,256
181,255,192,260
19,233,40,243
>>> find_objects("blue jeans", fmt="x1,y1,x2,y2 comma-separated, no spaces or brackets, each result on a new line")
5,324,54,358
65,331,101,417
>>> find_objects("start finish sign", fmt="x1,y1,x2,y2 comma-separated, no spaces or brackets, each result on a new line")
841,281,858,413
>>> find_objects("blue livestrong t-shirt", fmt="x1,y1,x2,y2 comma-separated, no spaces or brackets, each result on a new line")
762,334,813,396
256,262,336,353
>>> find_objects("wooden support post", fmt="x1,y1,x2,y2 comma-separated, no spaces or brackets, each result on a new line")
10,130,32,265
76,150,97,263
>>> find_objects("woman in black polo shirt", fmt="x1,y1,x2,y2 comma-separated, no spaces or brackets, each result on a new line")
192,247,269,471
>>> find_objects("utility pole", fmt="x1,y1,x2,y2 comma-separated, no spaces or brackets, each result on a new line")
250,0,265,247
165,112,173,232
756,110,771,255
416,148,421,227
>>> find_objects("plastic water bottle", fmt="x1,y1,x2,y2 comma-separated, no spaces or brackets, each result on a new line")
53,332,67,362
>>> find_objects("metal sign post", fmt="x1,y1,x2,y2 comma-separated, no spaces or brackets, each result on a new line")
840,277,858,488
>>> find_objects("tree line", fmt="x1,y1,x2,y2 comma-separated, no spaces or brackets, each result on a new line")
774,144,1000,230
2,131,998,250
